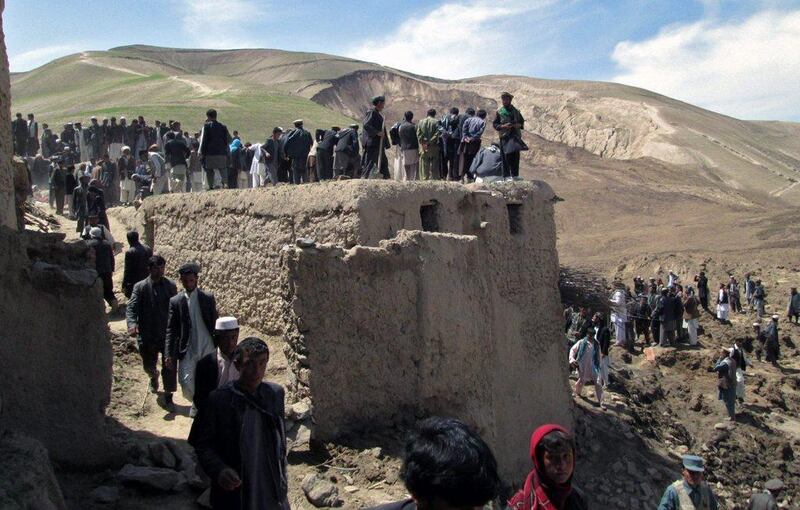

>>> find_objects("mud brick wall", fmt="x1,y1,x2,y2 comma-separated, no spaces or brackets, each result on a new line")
0,0,17,229
280,181,573,482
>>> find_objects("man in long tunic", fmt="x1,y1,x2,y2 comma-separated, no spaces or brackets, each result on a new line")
360,95,390,178
190,337,289,510
417,109,441,181
569,328,603,407
166,263,218,416
492,91,526,179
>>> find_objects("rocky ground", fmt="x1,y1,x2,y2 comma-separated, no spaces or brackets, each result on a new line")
35,197,799,509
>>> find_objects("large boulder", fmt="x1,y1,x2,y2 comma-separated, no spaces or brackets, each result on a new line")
0,430,66,509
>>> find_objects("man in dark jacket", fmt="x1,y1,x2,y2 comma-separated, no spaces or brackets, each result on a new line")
88,227,117,309
468,143,504,181
634,295,652,345
441,107,465,181
459,108,486,180
492,91,526,178
264,127,284,185
660,288,682,347
695,272,710,310
166,263,218,415
126,255,178,405
12,113,28,156
364,417,500,510
49,159,67,214
361,95,390,179
189,337,289,510
193,317,240,415
122,230,153,298
333,124,360,178
398,112,419,181
198,109,232,190
748,478,783,510
283,120,313,184
164,131,190,192
315,127,339,181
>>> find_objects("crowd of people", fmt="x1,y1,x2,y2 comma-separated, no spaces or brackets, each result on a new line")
16,94,798,509
564,270,794,424
17,91,529,222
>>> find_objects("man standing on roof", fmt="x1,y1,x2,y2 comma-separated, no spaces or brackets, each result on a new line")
283,120,313,184
333,124,360,178
198,109,232,190
361,95,390,179
493,91,526,179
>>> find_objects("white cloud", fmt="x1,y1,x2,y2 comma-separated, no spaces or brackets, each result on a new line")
181,0,265,48
611,9,800,120
9,44,84,72
348,0,554,79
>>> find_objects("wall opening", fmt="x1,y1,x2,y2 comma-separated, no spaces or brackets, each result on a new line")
420,203,440,232
507,204,523,235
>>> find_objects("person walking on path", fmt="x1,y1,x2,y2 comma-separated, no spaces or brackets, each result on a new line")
122,231,153,299
165,263,218,417
569,328,603,408
126,255,178,409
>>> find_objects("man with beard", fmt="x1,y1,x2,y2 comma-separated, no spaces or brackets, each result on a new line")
166,263,218,417
360,95,390,179
493,92,526,179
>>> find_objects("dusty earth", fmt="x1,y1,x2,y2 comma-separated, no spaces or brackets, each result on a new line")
34,189,799,509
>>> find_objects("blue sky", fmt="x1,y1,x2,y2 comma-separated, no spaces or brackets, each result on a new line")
5,0,800,120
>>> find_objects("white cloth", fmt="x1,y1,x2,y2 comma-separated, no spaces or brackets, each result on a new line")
216,349,239,388
109,142,123,161
717,290,730,320
391,147,406,181
735,368,745,399
249,144,263,176
191,171,205,192
178,290,215,401
684,318,699,345
598,355,610,387
120,178,136,203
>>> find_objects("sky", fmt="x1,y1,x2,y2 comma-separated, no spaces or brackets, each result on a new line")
5,0,800,121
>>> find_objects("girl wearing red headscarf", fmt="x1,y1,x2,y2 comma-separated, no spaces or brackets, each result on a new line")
507,424,588,510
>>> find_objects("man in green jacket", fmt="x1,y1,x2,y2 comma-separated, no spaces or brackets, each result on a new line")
492,91,526,179
417,109,441,180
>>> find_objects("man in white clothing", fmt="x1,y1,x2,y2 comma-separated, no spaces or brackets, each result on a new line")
610,282,628,347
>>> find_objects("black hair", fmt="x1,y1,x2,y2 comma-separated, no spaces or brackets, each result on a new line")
206,109,217,119
127,230,140,244
404,111,414,121
450,107,459,115
148,255,166,267
427,108,437,117
233,337,270,364
138,149,148,157
166,131,176,140
466,107,476,115
477,109,487,119
401,417,499,507
191,141,200,149
272,127,283,134
535,430,575,471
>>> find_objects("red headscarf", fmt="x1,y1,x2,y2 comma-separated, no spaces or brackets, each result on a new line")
507,424,574,510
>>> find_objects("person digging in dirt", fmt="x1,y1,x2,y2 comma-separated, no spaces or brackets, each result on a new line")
657,454,719,510
126,255,178,408
165,262,218,418
568,327,604,408
786,287,800,324
764,315,781,367
190,337,289,510
366,417,501,510
713,347,738,422
192,316,240,417
747,478,784,510
507,424,588,510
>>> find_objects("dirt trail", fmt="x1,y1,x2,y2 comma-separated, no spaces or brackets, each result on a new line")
79,52,147,77
169,76,221,96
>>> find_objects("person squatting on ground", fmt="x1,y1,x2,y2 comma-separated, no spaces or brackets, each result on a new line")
569,327,604,408
365,416,501,510
126,255,178,408
165,262,218,417
658,454,719,510
189,337,289,510
508,424,588,510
